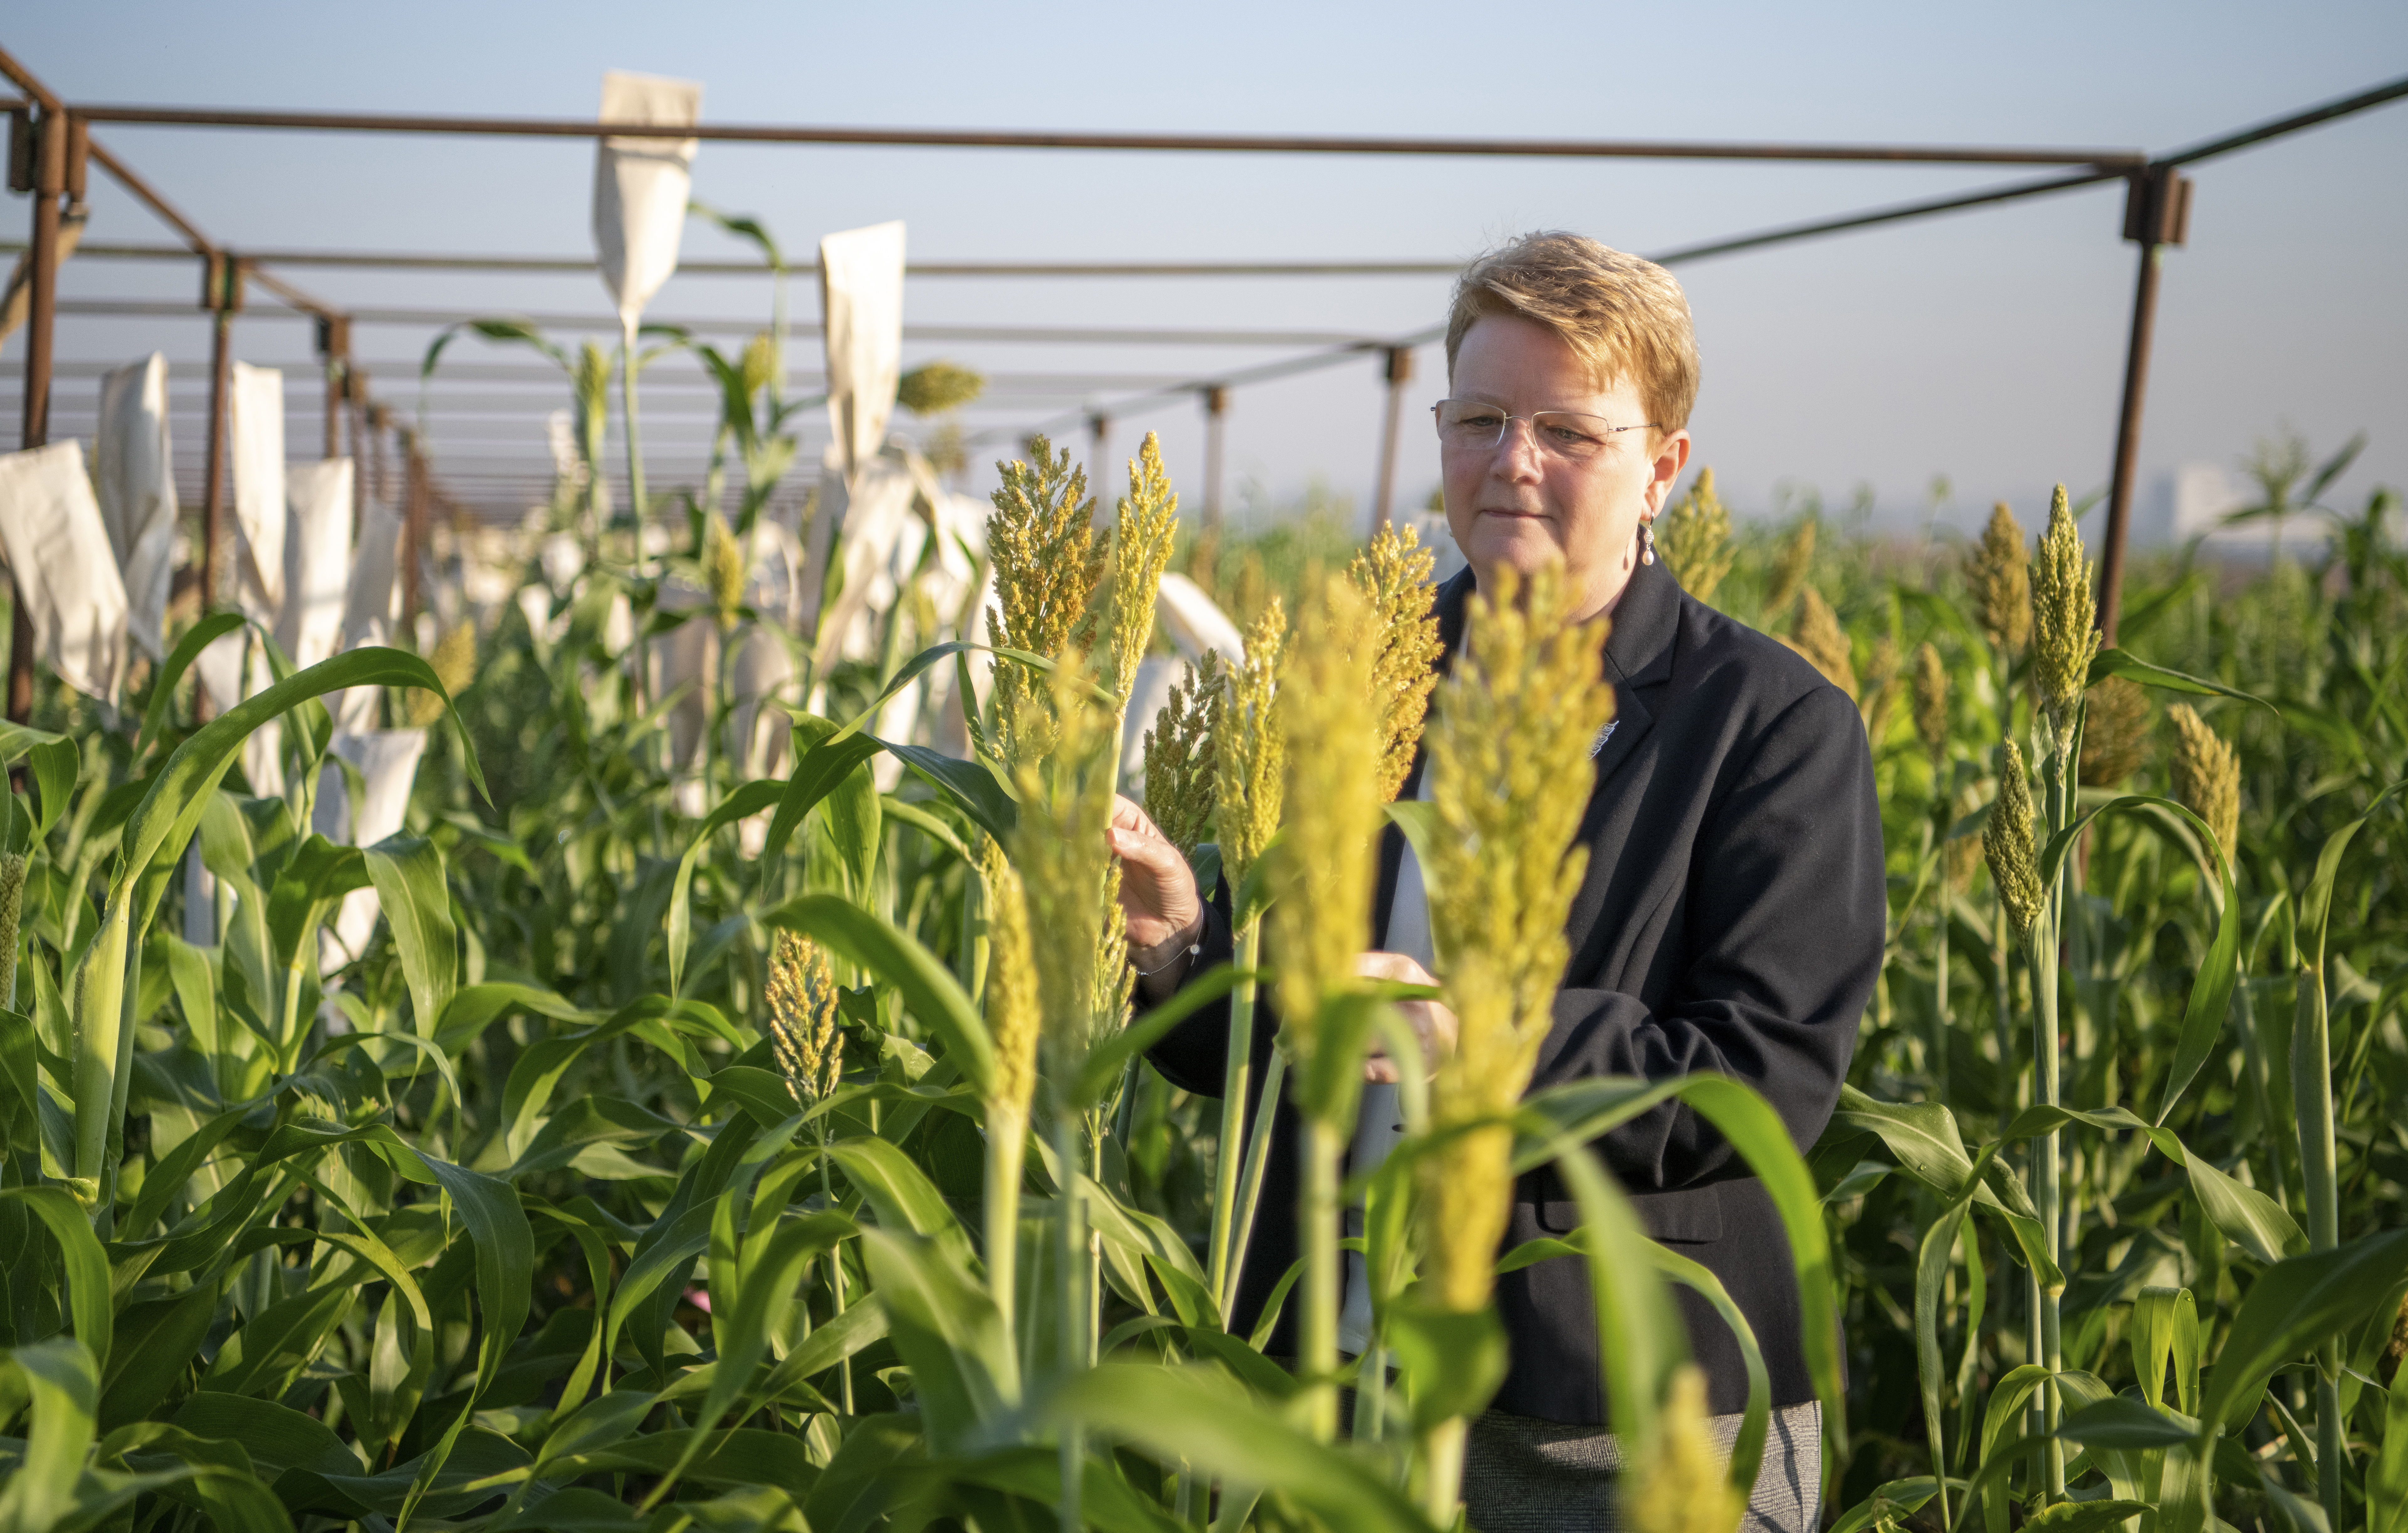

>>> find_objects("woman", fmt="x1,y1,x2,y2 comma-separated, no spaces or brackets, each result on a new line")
1109,231,1884,1532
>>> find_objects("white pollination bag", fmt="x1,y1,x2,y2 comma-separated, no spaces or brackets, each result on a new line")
593,70,701,337
95,353,178,662
327,492,404,734
281,458,355,671
0,440,129,705
229,362,286,625
819,220,906,484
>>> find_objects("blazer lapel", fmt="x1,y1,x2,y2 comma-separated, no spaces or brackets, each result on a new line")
1563,558,1684,945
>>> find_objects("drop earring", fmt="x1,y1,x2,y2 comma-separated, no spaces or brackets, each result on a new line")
1640,517,1657,566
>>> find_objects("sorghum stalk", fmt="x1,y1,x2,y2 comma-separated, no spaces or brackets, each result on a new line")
1968,502,2030,1129
1913,643,1952,1101
621,322,650,585
0,852,23,1013
767,929,853,1413
2026,486,2096,1503
2294,948,2345,1520
1266,575,1383,1442
1984,736,2049,1491
1205,601,1286,1312
1418,562,1611,1522
980,841,1040,1337
1005,655,1120,1527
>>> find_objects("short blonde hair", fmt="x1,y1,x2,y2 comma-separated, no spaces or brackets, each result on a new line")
1444,232,1700,433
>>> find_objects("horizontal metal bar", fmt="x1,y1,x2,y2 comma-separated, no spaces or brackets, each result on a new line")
69,103,2146,167
2157,73,2408,167
3,241,1464,279
47,298,1386,348
964,162,2130,446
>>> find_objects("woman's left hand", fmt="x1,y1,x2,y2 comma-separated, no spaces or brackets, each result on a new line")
1355,951,1456,1083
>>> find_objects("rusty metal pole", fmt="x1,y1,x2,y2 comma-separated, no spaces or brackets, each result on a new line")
401,431,425,637
199,255,240,605
1201,385,1228,535
2098,165,2190,646
7,106,66,724
316,312,349,459
1088,411,1111,526
1370,344,1414,536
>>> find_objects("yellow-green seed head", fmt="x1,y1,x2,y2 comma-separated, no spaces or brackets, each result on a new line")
1984,739,2044,942
704,514,747,631
1108,433,1181,711
1763,517,1817,621
1266,575,1383,1070
1213,599,1288,890
897,359,986,416
987,437,1107,768
1422,561,1611,1312
1966,502,2031,658
1860,633,1902,742
1786,588,1856,699
766,930,843,1108
741,331,780,400
1347,521,1444,803
2030,484,2100,740
0,851,24,1010
1006,652,1125,1086
1623,1365,1746,1533
980,839,1040,1119
1142,650,1224,861
2079,676,2151,787
410,623,477,727
2166,704,2240,866
1658,466,1735,604
1911,642,1950,759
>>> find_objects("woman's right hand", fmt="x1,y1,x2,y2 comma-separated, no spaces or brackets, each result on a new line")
1108,795,1204,981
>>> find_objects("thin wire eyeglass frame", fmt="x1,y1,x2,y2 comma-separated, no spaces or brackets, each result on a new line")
1430,398,1663,461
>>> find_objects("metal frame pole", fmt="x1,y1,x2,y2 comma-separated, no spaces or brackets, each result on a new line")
402,430,425,636
2098,166,2190,646
317,312,349,459
1201,385,1227,536
8,105,64,723
1370,344,1413,535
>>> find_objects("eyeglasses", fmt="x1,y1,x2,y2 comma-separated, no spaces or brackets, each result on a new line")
1432,399,1659,462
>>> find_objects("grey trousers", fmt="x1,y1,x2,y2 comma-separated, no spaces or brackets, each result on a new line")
1460,1400,1823,1533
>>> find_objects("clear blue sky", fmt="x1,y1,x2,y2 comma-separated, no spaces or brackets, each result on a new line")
8,0,2404,537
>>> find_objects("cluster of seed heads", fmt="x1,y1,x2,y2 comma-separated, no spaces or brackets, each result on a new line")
766,930,843,1109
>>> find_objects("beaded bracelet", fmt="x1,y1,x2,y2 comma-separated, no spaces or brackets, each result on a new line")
1132,939,1202,978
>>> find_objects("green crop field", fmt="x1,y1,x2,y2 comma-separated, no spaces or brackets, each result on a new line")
0,287,2397,1533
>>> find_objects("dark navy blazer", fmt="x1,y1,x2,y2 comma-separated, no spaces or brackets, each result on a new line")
1145,554,1885,1423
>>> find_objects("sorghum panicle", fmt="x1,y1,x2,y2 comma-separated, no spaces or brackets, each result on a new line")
1213,599,1288,890
1623,1365,1746,1533
1967,501,2032,659
1266,576,1384,1056
1346,521,1444,803
1658,466,1735,604
766,930,843,1109
1423,562,1612,1313
1984,739,2045,943
1787,588,1857,699
2167,703,2241,864
1107,433,1181,711
1141,650,1224,861
2031,484,2100,746
1912,642,1950,761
